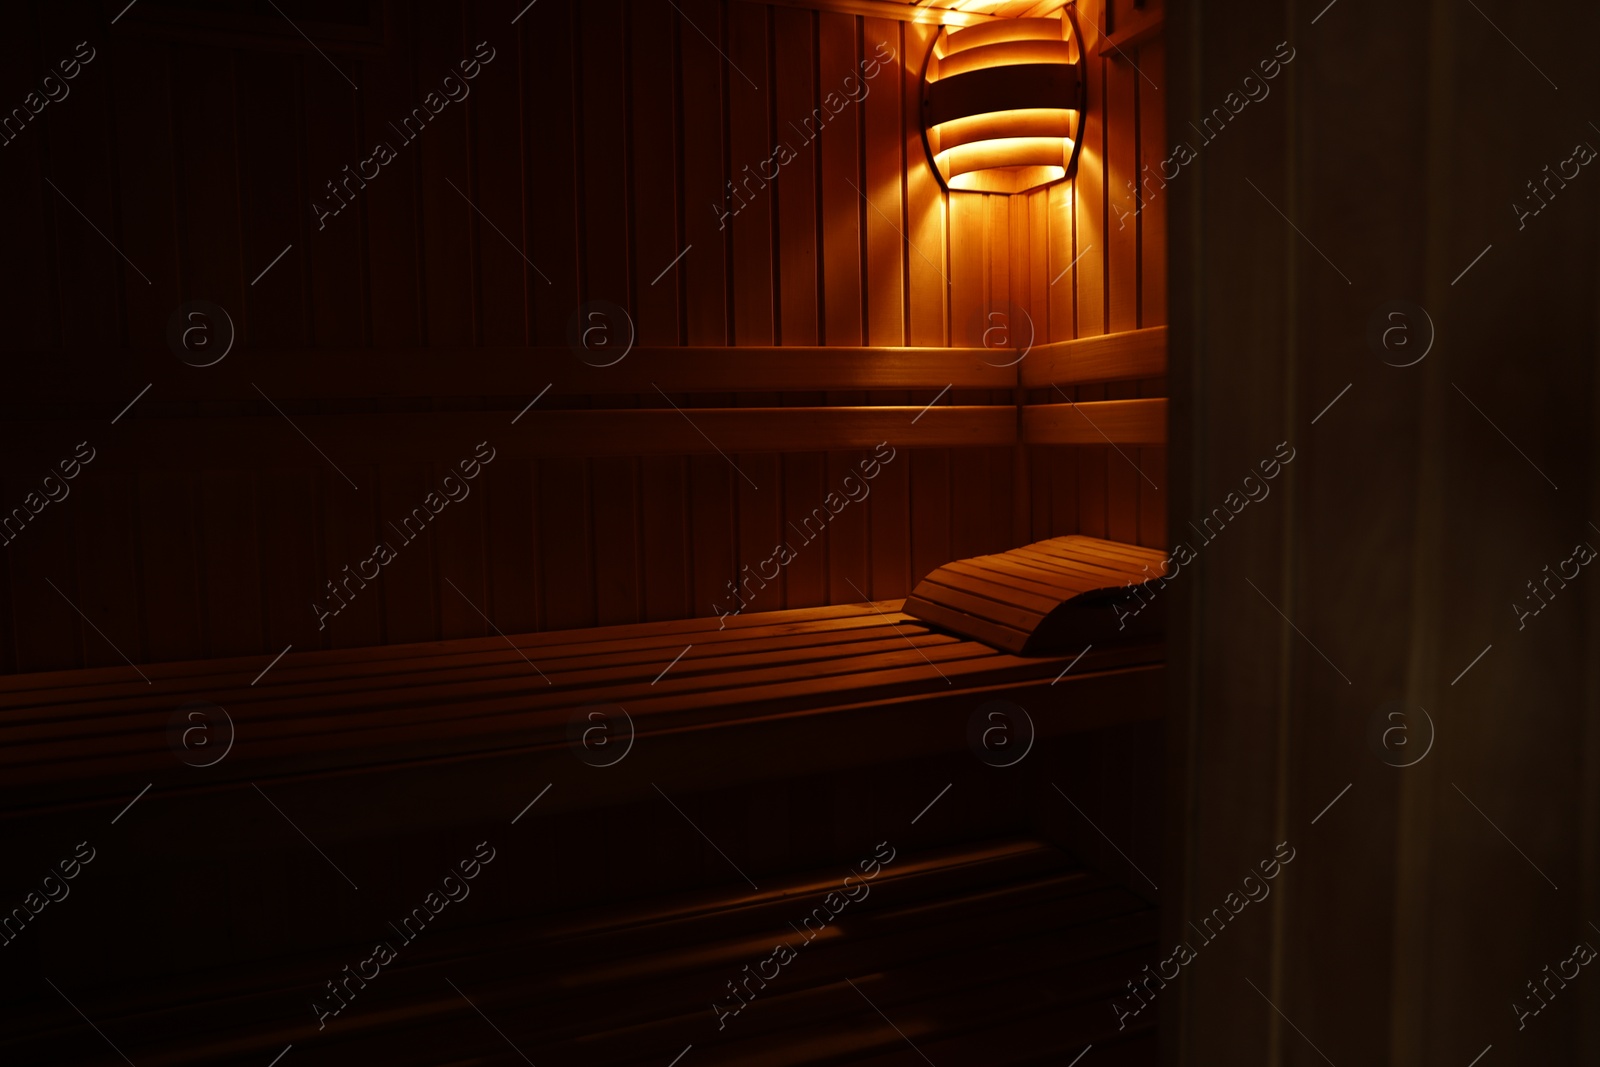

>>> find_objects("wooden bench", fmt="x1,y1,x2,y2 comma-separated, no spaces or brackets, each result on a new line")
0,601,1164,1066
2,837,1158,1066
0,600,1163,814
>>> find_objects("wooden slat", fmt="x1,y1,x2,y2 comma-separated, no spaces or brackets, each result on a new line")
903,534,1166,652
1105,48,1142,545
864,15,906,348
1,408,1018,466
1019,327,1168,388
14,341,1043,404
0,603,896,704
1022,398,1166,446
819,10,864,348
0,837,1151,1065
732,0,1000,26
0,627,978,747
0,630,1144,786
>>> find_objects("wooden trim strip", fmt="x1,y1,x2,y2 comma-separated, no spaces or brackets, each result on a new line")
1021,397,1166,446
1099,7,1164,54
24,327,1160,406
1,407,1016,465
1018,324,1166,388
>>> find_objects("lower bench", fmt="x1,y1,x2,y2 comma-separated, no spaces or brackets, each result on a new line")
0,601,1165,1066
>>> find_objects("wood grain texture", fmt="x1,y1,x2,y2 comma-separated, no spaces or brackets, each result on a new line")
904,534,1167,652
1024,399,1166,446
1020,326,1167,388
0,0,1164,666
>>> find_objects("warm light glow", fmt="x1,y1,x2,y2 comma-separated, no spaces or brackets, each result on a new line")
922,15,1082,196
935,39,1075,80
949,166,1065,193
931,107,1075,151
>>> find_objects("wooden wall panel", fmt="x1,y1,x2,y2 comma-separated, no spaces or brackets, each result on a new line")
862,16,904,348
526,0,581,348
774,7,820,346
818,11,862,349
468,0,528,348
1023,2,1167,552
0,0,1163,670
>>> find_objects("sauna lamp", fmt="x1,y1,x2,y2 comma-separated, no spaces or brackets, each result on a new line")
921,15,1085,195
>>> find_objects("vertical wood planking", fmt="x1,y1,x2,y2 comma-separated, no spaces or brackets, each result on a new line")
630,0,690,622
947,194,985,346
1046,181,1074,345
539,459,595,630
1137,38,1167,330
679,0,733,617
729,5,783,614
861,17,903,348
817,11,862,349
377,466,438,644
949,448,990,561
362,2,423,350
578,0,631,310
138,471,204,662
301,47,367,650
910,449,950,586
868,442,910,599
640,457,690,620
320,467,382,648
1072,33,1108,539
525,0,581,348
580,0,640,626
233,46,301,655
827,450,869,602
773,7,818,346
0,0,1179,664
172,47,260,658
1137,38,1168,549
1043,200,1075,535
1011,193,1033,547
197,470,263,657
237,48,310,348
783,457,826,608
902,20,946,348
434,453,493,637
817,14,868,602
468,0,530,348
41,5,120,353
72,472,142,670
1104,53,1140,545
417,4,490,638
688,459,735,618
32,7,124,669
589,455,640,626
482,457,537,635
470,0,539,631
729,3,775,346
773,9,824,607
301,55,365,348
630,0,680,342
415,3,474,349
677,0,728,347
172,48,245,321
258,469,323,653
525,0,588,631
1,13,55,357
738,456,783,614
6,478,80,673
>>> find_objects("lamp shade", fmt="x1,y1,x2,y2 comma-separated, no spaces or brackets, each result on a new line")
921,16,1084,195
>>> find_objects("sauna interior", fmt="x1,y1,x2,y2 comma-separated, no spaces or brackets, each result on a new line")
0,0,1173,1063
